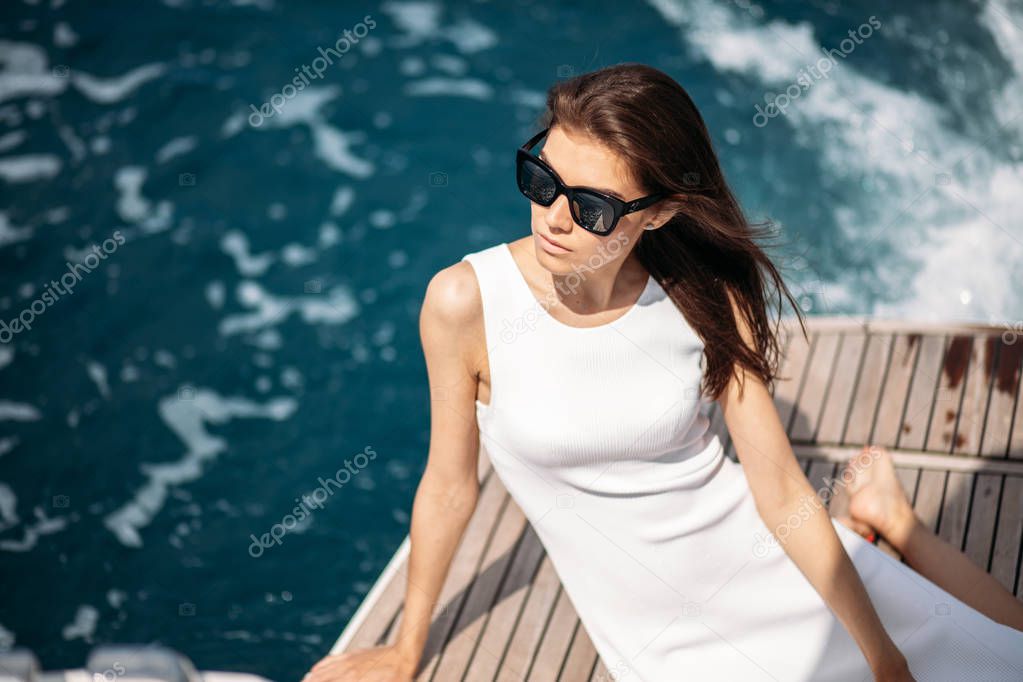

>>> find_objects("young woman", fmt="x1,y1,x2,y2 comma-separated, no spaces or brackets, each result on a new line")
306,63,1023,682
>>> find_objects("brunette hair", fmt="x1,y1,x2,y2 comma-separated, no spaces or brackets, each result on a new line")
540,62,808,401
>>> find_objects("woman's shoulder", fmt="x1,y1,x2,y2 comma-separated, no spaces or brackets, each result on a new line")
422,258,483,331
422,236,529,327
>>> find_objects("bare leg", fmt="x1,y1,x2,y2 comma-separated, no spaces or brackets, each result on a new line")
834,445,1023,631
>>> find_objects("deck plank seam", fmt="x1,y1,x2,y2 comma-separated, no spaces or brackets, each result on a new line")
809,332,846,444
427,489,515,682
968,335,1000,458
834,330,872,446
460,523,541,682
864,332,897,447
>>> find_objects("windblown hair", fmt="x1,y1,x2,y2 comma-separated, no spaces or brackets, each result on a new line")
540,62,808,401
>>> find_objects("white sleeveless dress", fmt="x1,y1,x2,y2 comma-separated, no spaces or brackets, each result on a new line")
460,241,1023,682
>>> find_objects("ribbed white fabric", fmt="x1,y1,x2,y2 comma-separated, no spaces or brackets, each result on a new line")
461,241,1023,681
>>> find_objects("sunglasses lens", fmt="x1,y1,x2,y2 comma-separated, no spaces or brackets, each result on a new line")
516,152,619,234
571,193,615,234
517,156,558,206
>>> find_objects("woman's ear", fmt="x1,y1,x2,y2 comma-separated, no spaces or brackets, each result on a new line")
646,194,687,230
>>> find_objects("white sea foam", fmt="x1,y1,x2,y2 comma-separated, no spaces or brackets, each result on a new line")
380,1,497,54
0,154,61,182
281,243,317,266
235,85,375,178
219,281,359,336
0,622,13,650
103,388,298,547
404,77,493,100
329,186,355,216
0,506,67,552
0,402,41,421
155,135,198,164
60,605,98,642
114,166,174,233
318,222,341,247
221,230,274,277
0,212,32,247
0,130,26,153
86,360,111,399
205,281,226,309
54,22,78,48
71,63,165,104
106,589,127,609
647,0,1023,323
0,482,17,530
309,124,374,178
0,40,69,104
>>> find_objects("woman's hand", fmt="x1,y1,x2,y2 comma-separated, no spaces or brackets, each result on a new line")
302,645,417,682
871,649,916,681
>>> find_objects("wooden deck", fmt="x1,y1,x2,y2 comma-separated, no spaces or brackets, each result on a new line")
331,317,1023,681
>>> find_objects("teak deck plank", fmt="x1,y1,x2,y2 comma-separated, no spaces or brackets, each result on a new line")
982,337,1023,457
430,497,529,680
964,473,1002,572
872,333,921,448
844,333,893,446
816,331,867,445
528,588,583,680
926,336,970,453
991,476,1023,596
496,555,563,681
791,332,841,442
953,336,995,456
559,620,599,682
900,334,945,451
463,525,547,681
334,319,1023,680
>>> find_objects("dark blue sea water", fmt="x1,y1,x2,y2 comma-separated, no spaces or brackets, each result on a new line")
1,0,1021,680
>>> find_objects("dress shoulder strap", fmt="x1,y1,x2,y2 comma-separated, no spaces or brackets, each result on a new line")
460,242,524,350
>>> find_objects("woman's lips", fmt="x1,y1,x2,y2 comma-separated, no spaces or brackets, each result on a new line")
536,232,571,253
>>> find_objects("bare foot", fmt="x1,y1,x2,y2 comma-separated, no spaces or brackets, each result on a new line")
834,445,916,543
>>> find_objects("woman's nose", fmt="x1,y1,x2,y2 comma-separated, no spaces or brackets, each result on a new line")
544,193,574,231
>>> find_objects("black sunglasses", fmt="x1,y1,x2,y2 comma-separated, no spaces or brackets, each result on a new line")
516,127,665,236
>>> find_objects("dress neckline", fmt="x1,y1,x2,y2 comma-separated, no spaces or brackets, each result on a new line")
499,242,655,333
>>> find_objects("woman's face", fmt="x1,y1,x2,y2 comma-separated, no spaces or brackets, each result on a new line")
527,125,660,272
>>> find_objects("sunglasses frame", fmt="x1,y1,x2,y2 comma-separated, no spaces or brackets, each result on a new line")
516,127,666,236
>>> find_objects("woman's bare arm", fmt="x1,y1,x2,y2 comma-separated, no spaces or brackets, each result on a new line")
305,261,486,681
391,261,488,669
717,299,912,679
